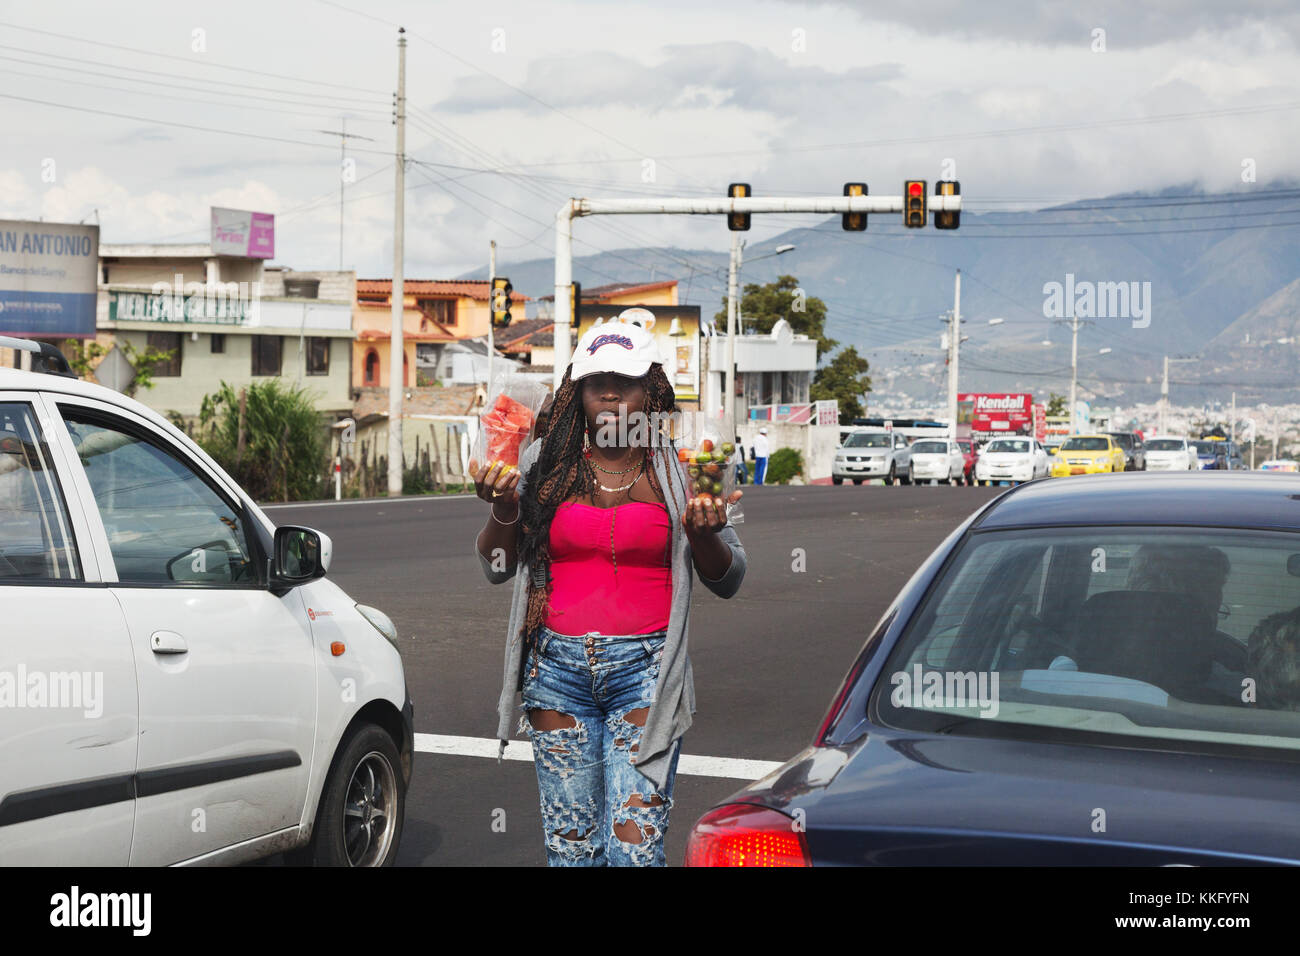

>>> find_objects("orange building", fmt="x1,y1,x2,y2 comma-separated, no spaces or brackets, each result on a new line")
352,279,530,388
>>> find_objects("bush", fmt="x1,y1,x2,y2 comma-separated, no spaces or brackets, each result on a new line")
765,447,804,484
196,380,327,502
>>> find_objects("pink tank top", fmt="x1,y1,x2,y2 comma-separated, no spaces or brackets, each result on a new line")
545,500,672,635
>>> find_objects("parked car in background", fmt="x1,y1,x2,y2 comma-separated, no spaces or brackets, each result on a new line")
1259,459,1299,472
955,439,978,485
1048,434,1127,477
686,473,1300,866
832,429,911,485
907,439,965,485
974,437,1050,485
0,341,411,867
1106,431,1146,471
1142,436,1199,471
1192,440,1230,470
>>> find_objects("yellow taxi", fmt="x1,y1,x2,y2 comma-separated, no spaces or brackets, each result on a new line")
1048,434,1128,477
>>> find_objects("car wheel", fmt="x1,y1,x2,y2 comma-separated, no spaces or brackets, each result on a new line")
887,462,897,485
908,466,915,485
852,478,864,485
290,723,405,867
832,476,843,485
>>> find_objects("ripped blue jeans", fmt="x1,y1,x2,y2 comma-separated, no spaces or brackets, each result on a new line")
518,626,681,867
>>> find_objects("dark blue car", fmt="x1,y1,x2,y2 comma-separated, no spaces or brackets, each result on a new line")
686,473,1300,865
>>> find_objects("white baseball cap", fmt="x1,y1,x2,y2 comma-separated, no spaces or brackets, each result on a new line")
759,427,768,434
570,319,661,381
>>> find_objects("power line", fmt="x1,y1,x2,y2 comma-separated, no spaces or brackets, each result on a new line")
0,20,391,94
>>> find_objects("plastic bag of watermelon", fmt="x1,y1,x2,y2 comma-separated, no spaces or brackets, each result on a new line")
472,371,550,469
673,410,744,525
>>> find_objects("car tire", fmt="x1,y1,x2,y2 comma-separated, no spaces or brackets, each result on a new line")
887,462,897,485
907,465,915,485
852,478,864,485
289,723,405,867
832,477,843,485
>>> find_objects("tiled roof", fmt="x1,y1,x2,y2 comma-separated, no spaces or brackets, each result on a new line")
537,278,677,302
352,385,483,420
494,318,553,351
356,279,532,302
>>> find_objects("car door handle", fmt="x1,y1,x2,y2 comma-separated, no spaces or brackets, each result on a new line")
150,630,188,655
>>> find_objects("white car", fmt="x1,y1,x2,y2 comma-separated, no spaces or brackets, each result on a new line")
832,429,911,484
1142,436,1200,471
0,340,411,866
906,439,965,485
974,437,1050,484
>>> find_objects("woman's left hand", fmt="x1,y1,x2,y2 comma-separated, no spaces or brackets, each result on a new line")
682,490,743,537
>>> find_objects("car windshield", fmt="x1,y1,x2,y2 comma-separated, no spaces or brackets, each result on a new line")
1192,441,1221,455
876,527,1300,753
987,439,1030,454
1060,437,1108,451
911,441,948,454
1146,439,1186,451
844,433,890,448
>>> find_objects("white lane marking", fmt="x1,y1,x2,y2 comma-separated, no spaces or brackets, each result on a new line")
262,494,477,510
415,733,783,781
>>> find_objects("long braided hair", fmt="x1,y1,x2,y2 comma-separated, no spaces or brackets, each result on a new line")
517,363,677,644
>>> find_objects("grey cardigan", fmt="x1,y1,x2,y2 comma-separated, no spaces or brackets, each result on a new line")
476,436,747,793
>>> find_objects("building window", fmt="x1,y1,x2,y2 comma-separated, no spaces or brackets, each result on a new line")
364,348,380,386
210,333,225,354
252,336,282,376
418,298,455,327
307,337,330,376
146,332,182,377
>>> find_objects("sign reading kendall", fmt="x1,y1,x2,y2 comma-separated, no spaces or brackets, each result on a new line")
0,219,99,338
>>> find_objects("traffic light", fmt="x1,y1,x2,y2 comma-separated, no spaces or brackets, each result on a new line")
842,182,867,231
491,276,512,328
569,281,581,328
727,183,751,231
934,180,960,230
903,180,926,228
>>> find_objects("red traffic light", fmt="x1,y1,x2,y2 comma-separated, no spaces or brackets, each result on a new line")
903,180,927,228
908,181,923,197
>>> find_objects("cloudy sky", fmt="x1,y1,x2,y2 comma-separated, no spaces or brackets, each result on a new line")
2,0,1297,290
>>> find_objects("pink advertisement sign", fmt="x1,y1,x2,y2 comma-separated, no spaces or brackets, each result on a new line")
211,207,275,259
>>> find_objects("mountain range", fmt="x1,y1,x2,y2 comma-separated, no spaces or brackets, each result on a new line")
457,180,1300,405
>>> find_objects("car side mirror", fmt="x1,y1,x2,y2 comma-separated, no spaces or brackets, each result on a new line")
271,526,332,591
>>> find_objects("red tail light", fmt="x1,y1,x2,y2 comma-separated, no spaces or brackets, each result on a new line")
684,804,811,867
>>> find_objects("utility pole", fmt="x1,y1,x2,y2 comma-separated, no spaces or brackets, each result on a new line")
316,120,375,270
948,269,961,436
487,240,496,389
725,232,743,437
1068,316,1080,434
1160,355,1169,436
1231,391,1236,443
388,26,406,498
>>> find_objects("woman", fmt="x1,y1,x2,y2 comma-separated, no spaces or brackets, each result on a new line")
472,318,746,866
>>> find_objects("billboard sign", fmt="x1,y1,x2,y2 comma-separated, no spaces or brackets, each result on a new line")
577,304,700,402
958,392,1034,436
0,219,99,338
210,207,275,259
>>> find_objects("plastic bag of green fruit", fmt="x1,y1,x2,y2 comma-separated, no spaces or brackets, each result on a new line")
672,411,744,525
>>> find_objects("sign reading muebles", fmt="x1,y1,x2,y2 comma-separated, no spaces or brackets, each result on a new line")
0,219,99,337
109,287,259,324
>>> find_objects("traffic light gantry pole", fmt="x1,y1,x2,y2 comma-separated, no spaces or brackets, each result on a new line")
549,188,964,422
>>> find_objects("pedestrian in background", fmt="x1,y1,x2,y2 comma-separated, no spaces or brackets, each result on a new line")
471,317,746,867
734,435,748,484
753,427,771,485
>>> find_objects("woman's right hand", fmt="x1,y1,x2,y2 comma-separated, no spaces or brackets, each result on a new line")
469,458,521,516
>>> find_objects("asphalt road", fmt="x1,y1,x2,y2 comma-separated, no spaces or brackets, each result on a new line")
265,481,1002,865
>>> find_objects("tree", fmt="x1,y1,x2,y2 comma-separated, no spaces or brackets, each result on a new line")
714,275,836,360
811,346,872,424
196,379,327,502
60,338,178,397
1046,392,1068,416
